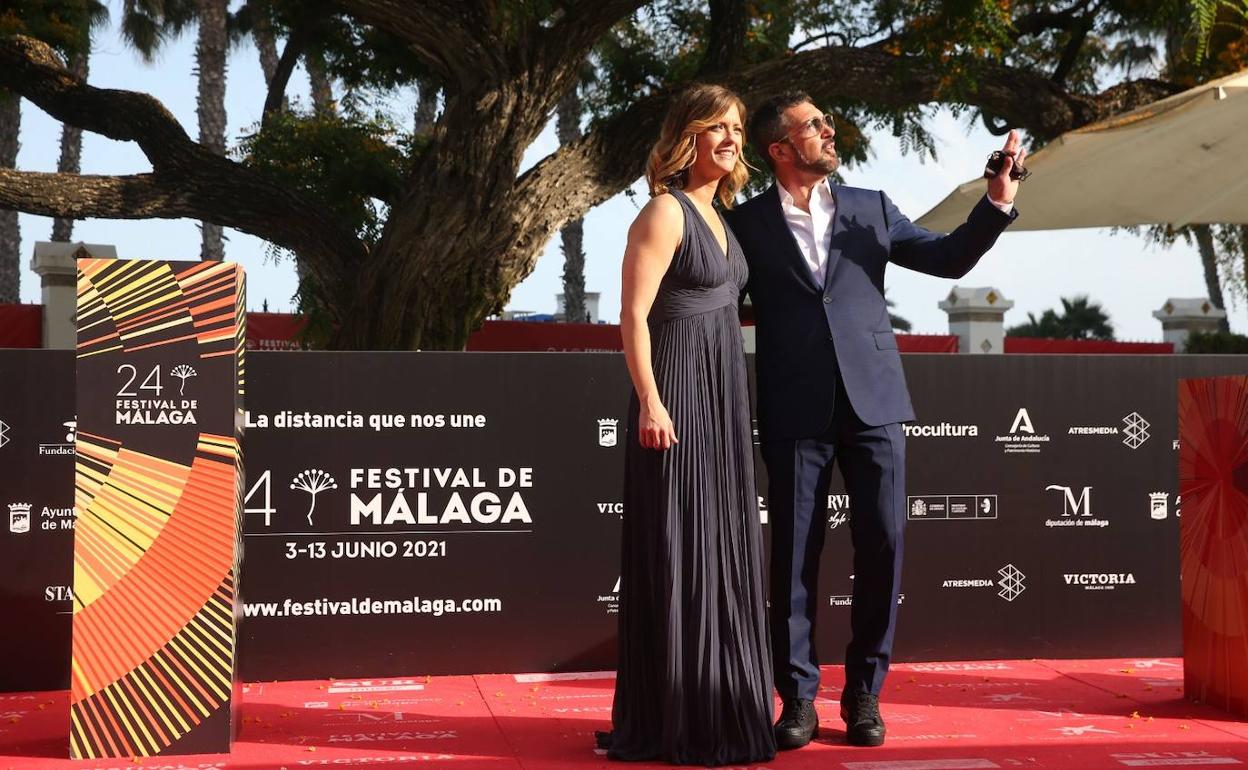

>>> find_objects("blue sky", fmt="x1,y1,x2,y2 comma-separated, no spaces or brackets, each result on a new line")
12,15,1243,341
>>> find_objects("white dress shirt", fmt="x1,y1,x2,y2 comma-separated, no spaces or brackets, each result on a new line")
779,179,838,286
778,179,1013,286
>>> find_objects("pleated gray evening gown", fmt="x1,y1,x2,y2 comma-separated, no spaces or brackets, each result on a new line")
601,189,776,766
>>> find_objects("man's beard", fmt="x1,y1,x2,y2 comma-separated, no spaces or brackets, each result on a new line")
796,145,839,176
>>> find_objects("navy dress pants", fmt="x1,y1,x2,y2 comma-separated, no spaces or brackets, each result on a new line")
760,382,907,701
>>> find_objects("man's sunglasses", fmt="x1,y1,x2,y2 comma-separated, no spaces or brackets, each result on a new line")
779,113,835,144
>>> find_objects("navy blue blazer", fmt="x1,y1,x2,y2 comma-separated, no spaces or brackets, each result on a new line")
726,183,1017,440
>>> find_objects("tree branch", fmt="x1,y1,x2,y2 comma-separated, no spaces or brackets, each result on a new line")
513,43,1184,260
262,23,309,126
547,0,650,62
1050,13,1095,84
0,170,196,219
1011,1,1094,39
0,34,367,305
721,45,1181,140
334,0,501,86
0,34,196,169
531,0,651,107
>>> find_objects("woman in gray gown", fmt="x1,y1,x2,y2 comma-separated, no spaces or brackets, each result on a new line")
597,84,776,766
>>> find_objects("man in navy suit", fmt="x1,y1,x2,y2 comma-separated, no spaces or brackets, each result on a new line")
726,91,1024,749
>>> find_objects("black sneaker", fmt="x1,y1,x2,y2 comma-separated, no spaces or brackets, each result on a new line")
840,691,886,747
774,697,818,750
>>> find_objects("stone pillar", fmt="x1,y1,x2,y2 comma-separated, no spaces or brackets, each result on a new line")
1153,298,1228,353
30,242,117,349
938,286,1014,354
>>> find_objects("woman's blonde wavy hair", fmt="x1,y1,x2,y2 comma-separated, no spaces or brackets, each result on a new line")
646,84,749,208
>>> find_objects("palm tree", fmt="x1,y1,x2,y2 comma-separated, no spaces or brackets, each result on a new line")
195,0,229,260
1192,224,1232,332
121,0,226,261
51,2,111,244
1056,296,1115,340
305,50,334,115
247,5,279,85
1007,309,1064,339
1007,295,1115,340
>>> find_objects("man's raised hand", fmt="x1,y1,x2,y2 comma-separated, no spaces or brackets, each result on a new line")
987,129,1028,205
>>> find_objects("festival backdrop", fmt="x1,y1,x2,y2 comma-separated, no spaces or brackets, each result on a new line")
1,350,1245,691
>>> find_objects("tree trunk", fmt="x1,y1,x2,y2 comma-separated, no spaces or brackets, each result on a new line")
305,51,334,116
196,0,228,261
253,15,280,86
51,52,89,243
330,79,564,350
555,86,586,323
297,49,335,296
1193,223,1231,333
0,92,20,302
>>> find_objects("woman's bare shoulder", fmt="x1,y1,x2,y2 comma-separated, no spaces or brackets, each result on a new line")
630,193,684,239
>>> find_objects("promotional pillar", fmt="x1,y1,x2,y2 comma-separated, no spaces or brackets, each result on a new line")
71,259,245,757
1179,375,1248,718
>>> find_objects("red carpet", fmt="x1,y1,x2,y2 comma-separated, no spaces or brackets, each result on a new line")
2,659,1245,769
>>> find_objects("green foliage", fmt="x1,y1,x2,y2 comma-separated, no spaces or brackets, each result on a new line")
235,102,413,247
232,0,433,95
1191,0,1248,62
236,99,415,345
119,0,195,61
1007,295,1116,340
1185,329,1248,353
0,0,107,58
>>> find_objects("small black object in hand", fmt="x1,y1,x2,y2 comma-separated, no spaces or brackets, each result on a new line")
983,150,1031,182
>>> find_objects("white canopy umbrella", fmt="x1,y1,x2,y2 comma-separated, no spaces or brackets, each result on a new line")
916,69,1248,232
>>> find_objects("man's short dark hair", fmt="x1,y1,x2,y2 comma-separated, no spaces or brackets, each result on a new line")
749,90,813,171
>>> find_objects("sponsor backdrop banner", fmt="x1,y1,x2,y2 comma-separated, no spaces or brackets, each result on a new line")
0,351,76,692
1,351,1246,691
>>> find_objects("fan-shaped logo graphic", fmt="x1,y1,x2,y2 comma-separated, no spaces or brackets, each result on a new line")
290,470,339,525
998,564,1025,602
171,365,198,396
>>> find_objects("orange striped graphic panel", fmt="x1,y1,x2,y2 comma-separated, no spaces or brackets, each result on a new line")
73,259,244,758
1179,375,1248,718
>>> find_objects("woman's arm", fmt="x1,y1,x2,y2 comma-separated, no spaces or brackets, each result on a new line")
621,194,683,450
